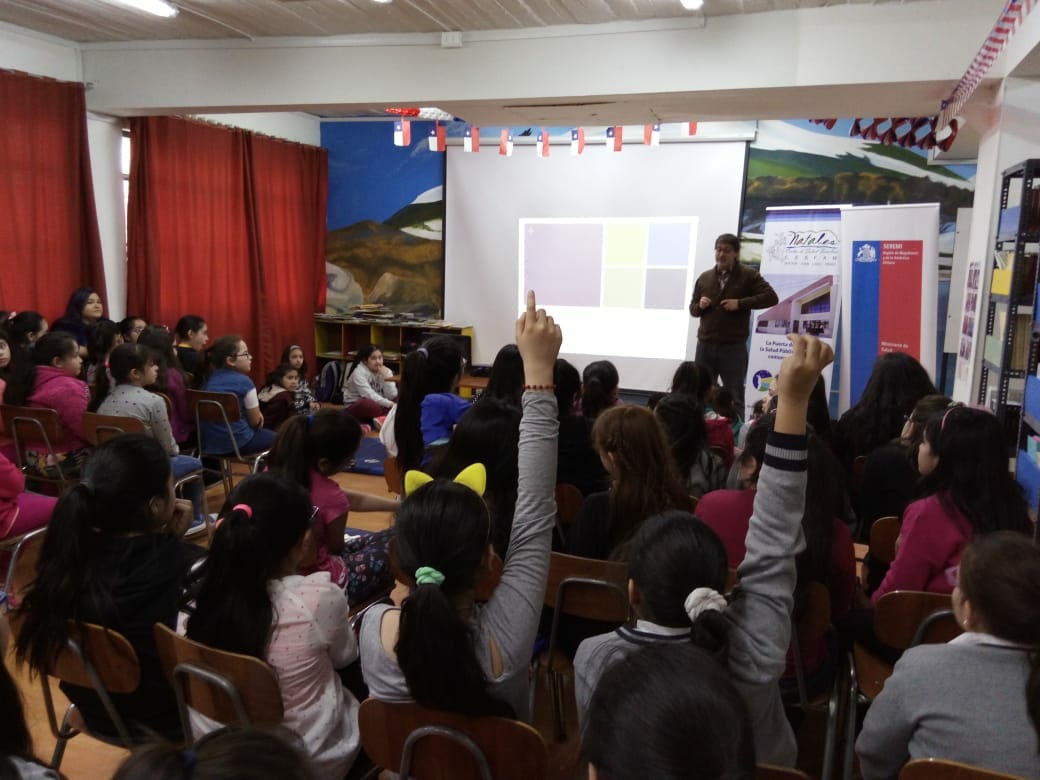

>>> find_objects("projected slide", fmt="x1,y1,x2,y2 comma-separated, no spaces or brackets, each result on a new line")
519,217,698,360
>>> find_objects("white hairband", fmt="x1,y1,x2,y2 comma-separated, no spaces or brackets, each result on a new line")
684,587,727,622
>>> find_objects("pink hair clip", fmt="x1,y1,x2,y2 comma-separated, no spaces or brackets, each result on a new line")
232,503,253,518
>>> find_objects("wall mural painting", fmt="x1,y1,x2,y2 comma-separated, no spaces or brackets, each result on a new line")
321,121,445,316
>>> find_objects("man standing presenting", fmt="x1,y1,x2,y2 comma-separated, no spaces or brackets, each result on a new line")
689,233,778,408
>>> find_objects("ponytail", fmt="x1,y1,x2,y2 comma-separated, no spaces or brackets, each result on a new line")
3,331,78,406
393,479,511,717
581,360,619,420
268,409,361,490
394,338,464,471
137,325,184,395
185,473,311,659
89,343,151,412
15,434,172,676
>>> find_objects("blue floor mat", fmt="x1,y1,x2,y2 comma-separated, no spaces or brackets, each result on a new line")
345,436,386,476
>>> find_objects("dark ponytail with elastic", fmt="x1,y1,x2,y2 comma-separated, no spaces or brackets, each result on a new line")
15,434,172,675
628,510,731,662
267,409,362,490
185,473,311,659
581,360,619,420
393,480,512,717
89,342,151,412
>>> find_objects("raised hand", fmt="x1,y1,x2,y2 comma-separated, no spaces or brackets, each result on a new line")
516,290,562,387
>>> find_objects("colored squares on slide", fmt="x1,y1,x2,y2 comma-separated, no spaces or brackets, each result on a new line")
604,267,644,308
645,268,687,309
647,222,691,267
522,222,602,306
604,223,648,267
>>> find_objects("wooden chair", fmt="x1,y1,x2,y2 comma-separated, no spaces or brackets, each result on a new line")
553,483,583,544
359,699,549,780
899,758,1021,780
153,623,283,743
384,455,403,495
80,412,210,540
756,766,811,779
841,590,962,780
0,404,72,493
186,389,270,498
5,614,141,769
538,552,629,741
0,526,46,611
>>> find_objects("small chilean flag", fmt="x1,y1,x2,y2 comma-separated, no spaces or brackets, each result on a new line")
393,120,411,147
427,123,447,152
607,126,623,152
680,121,698,137
644,123,660,146
463,126,480,153
537,128,550,158
499,129,514,156
570,128,585,155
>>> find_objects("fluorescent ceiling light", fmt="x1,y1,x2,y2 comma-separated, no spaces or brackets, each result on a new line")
680,0,704,10
103,0,179,17
372,0,393,4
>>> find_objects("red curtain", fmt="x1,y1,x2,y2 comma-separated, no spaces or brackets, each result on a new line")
0,69,105,320
127,116,327,380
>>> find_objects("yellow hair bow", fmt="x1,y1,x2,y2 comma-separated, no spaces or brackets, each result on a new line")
403,463,486,497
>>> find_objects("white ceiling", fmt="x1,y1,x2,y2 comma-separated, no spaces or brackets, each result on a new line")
0,0,946,43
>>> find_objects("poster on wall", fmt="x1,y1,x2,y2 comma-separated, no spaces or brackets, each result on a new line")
320,122,445,316
743,206,843,419
839,203,940,410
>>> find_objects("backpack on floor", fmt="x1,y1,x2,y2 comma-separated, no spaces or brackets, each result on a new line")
315,360,344,404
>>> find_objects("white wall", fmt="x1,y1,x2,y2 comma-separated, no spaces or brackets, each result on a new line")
86,114,128,321
193,112,321,147
0,22,80,80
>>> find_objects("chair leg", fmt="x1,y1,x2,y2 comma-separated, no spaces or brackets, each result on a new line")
550,669,567,742
842,652,859,780
50,704,79,769
821,654,844,780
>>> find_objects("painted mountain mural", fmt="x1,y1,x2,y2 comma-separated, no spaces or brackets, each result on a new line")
325,186,444,316
744,121,974,234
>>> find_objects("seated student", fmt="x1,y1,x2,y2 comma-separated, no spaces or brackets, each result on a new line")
174,315,208,377
184,474,361,777
137,325,194,447
654,393,726,499
580,360,620,419
114,727,316,780
6,311,48,350
576,333,832,767
84,319,123,386
872,406,1032,604
199,335,276,456
856,532,1040,779
51,287,108,356
257,363,300,432
483,344,524,408
565,405,689,561
341,344,397,425
669,360,737,465
3,332,91,456
14,435,201,740
267,411,397,605
697,418,855,695
430,397,521,559
93,343,207,528
0,451,57,542
554,358,608,497
118,316,147,345
1,621,60,779
393,336,470,471
281,344,319,415
359,291,561,722
582,643,755,779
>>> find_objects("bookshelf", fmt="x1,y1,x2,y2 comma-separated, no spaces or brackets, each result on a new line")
313,314,474,370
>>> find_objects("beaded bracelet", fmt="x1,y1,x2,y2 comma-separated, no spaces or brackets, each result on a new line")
523,384,556,392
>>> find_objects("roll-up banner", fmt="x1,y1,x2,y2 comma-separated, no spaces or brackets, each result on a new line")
743,205,844,419
839,203,940,411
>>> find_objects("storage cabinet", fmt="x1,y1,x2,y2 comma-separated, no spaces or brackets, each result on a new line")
313,315,473,369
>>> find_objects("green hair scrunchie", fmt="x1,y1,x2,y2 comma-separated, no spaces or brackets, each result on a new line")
414,566,445,587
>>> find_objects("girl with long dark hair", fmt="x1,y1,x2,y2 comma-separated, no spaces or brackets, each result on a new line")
341,344,397,426
359,291,561,720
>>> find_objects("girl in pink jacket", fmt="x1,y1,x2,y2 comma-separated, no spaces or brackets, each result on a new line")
0,452,56,541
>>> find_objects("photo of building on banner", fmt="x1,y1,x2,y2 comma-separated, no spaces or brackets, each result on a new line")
743,206,842,419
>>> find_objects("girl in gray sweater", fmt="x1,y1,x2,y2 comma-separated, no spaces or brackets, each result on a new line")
856,531,1040,779
359,292,561,721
